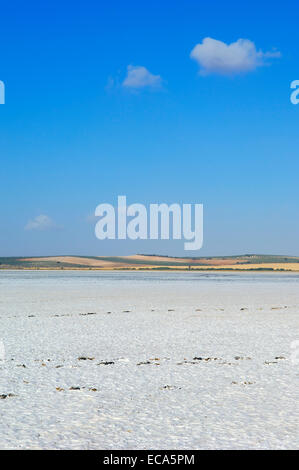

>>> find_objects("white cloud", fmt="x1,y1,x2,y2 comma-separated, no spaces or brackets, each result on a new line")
190,37,280,76
122,65,162,89
25,214,57,231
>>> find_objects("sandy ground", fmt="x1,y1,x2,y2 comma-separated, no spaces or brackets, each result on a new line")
201,263,299,271
0,270,298,449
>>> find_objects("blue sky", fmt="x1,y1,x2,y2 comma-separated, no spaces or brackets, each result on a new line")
1,0,299,256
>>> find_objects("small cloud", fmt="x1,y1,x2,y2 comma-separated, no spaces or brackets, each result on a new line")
190,37,281,76
25,214,57,231
122,65,162,89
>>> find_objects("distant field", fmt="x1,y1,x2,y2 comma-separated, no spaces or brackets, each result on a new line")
1,254,299,271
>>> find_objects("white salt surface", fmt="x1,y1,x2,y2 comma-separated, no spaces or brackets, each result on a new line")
0,270,298,449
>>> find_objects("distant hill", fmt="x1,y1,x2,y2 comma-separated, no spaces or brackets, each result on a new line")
1,254,299,271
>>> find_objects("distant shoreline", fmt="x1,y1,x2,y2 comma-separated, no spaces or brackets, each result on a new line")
0,268,297,273
1,253,299,272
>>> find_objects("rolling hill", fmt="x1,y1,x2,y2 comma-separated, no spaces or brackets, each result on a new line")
1,254,299,271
